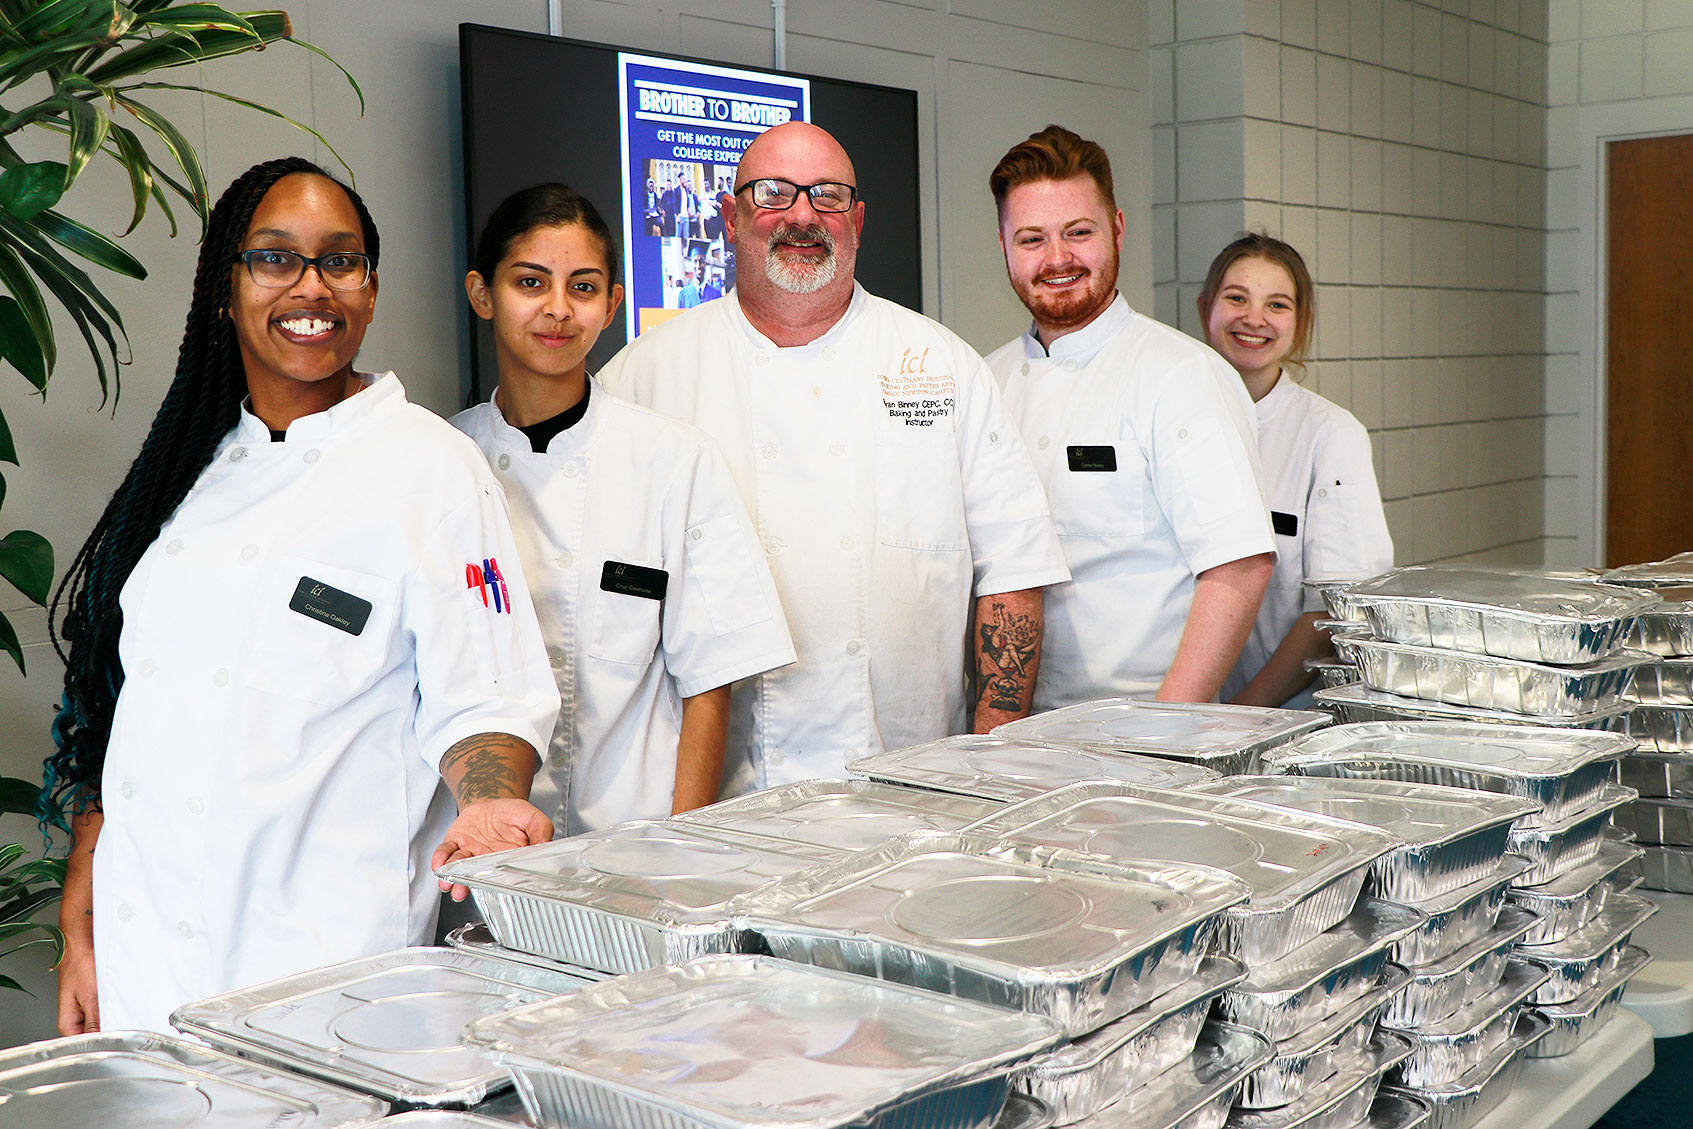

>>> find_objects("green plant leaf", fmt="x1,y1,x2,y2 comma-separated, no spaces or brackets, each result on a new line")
0,974,26,993
0,775,39,816
61,88,110,187
0,888,62,927
0,402,14,462
0,238,57,373
136,4,262,33
12,0,113,43
0,529,52,604
31,209,145,279
127,81,355,179
286,34,365,117
85,14,286,84
0,296,47,389
0,24,112,90
104,122,153,233
0,842,19,871
114,93,207,222
0,160,65,220
2,857,65,885
0,610,20,673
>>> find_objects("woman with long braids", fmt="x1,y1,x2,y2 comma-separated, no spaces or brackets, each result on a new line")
46,158,560,1035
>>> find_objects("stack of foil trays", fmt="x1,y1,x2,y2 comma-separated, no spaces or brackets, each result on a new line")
989,699,1331,776
1612,603,1693,891
1318,567,1657,724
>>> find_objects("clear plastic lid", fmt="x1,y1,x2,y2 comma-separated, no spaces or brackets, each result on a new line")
849,734,1219,801
990,699,1330,764
671,779,1003,853
1267,722,1634,781
1197,776,1539,849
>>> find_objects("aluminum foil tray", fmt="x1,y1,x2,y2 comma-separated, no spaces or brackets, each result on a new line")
1515,892,1657,1005
1225,1031,1414,1129
1305,659,1360,691
997,1093,1055,1129
1067,1023,1273,1129
1503,840,1643,945
1633,841,1693,892
169,947,597,1107
1265,722,1634,828
990,699,1331,775
443,922,610,981
1612,795,1693,846
467,1086,534,1125
0,1031,390,1128
1305,578,1375,624
967,783,1398,964
1383,908,1538,1029
1237,966,1410,1110
1603,552,1693,588
735,832,1252,1035
1311,683,1630,731
847,734,1220,804
1619,588,1693,656
672,779,1004,854
1333,635,1649,718
1015,956,1246,1125
1627,657,1693,703
1343,567,1658,664
1356,1095,1432,1129
1378,1010,1551,1129
432,821,836,974
1390,856,1533,966
1381,960,1550,1089
1619,744,1693,791
465,954,1065,1129
383,1114,533,1129
1506,783,1636,884
1525,944,1651,1058
1215,899,1426,1042
1198,776,1537,903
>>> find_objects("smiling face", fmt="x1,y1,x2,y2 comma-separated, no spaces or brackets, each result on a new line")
725,122,863,303
1203,255,1299,394
466,221,623,391
230,174,377,412
997,175,1123,346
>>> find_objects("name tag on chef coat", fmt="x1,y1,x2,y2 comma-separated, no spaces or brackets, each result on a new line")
1271,511,1299,536
1066,445,1117,472
601,561,669,600
289,577,372,635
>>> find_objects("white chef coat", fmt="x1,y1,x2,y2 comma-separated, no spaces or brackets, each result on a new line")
93,372,559,1034
1222,373,1393,707
601,283,1068,790
452,381,796,835
986,294,1275,709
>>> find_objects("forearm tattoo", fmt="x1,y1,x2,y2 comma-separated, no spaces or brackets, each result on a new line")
978,598,1040,712
440,733,523,805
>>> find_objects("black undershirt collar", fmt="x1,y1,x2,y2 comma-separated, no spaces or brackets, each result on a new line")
515,381,591,453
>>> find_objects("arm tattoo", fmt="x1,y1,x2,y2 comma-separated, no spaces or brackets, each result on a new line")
978,598,1040,712
440,733,524,805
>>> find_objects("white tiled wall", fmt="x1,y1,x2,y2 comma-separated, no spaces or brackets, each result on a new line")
1150,0,1549,567
1544,0,1693,567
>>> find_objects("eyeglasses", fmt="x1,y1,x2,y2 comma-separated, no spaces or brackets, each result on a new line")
236,248,374,291
734,178,858,213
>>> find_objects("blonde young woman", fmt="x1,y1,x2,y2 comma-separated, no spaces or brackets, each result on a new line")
1199,233,1393,708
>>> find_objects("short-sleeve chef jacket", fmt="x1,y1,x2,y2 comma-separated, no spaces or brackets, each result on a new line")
452,380,796,835
600,284,1069,791
93,372,559,1034
985,295,1275,709
1222,374,1393,707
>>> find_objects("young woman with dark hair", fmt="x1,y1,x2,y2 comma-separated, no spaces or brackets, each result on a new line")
454,183,792,836
48,158,559,1035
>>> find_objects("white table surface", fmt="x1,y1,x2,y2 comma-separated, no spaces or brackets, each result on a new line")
1471,1009,1655,1129
1622,889,1693,1037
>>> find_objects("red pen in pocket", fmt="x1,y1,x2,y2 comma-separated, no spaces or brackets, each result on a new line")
466,562,487,607
487,557,511,613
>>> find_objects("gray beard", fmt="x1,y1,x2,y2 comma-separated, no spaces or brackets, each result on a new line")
765,225,839,294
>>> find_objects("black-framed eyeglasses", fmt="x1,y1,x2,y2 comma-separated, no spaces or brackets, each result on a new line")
236,248,374,291
734,178,858,213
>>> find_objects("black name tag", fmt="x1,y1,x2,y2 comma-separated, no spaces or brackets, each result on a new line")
1067,445,1117,472
289,576,372,635
601,560,668,601
1272,511,1299,536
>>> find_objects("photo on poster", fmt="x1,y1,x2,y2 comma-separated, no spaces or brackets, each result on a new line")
619,52,810,337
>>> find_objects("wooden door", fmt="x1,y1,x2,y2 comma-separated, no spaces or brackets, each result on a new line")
1606,134,1693,567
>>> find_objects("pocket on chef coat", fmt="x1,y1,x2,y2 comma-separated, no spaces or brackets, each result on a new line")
588,558,664,666
1167,416,1255,526
873,431,968,551
1305,481,1377,576
685,513,777,635
1053,449,1145,538
243,556,397,705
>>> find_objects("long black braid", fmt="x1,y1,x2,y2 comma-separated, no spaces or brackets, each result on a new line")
42,157,381,828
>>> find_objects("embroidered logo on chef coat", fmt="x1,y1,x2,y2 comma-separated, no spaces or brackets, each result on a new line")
290,577,373,635
878,350,955,428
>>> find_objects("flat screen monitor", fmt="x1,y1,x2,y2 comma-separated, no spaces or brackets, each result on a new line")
459,24,922,402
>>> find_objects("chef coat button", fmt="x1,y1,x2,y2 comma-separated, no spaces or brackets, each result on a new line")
304,449,321,464
120,780,135,801
829,441,844,455
769,749,786,766
689,528,703,542
116,903,133,923
498,453,512,470
1020,362,1030,376
1177,428,1189,440
178,921,193,939
564,462,580,478
840,536,855,552
1063,360,1079,372
846,640,862,656
213,668,230,687
186,795,205,815
989,431,999,443
240,543,259,561
762,444,778,460
230,446,248,462
137,658,157,677
764,537,783,556
755,352,771,367
822,346,838,361
1038,435,1050,450
1318,488,1329,498
166,538,184,556
557,550,574,568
